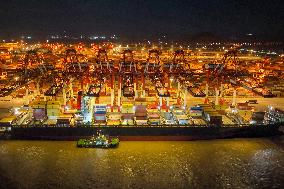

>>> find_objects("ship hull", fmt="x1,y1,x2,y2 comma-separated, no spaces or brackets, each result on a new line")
2,124,282,141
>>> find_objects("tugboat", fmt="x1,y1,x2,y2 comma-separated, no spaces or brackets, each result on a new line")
77,133,119,148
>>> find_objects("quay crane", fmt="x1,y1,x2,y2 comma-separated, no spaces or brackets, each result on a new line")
0,48,10,79
23,50,47,77
204,48,240,105
119,49,137,73
122,75,135,97
170,50,189,74
144,49,162,74
145,49,169,98
44,76,64,97
64,48,82,73
94,49,117,106
96,49,113,73
119,50,137,98
154,76,170,97
86,77,104,97
214,48,275,101
168,50,193,108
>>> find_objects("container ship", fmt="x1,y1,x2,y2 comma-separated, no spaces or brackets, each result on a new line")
1,123,281,141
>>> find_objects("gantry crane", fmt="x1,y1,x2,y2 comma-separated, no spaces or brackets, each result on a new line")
64,48,82,72
96,49,113,73
23,50,47,77
119,50,137,98
144,49,162,74
205,48,240,105
119,49,137,73
170,50,190,74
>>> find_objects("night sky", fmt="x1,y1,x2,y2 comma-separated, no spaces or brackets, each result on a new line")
0,0,283,40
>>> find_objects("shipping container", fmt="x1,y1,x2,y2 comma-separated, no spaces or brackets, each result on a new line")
121,113,134,125
107,112,121,125
33,108,46,121
135,105,147,116
134,116,148,125
175,114,189,125
148,113,160,125
121,103,135,114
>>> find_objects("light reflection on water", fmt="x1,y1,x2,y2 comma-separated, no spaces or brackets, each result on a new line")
0,139,283,189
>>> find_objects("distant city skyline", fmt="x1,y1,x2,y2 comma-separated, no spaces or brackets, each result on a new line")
0,0,283,41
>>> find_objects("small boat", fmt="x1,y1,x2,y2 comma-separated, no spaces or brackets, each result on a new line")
77,134,119,148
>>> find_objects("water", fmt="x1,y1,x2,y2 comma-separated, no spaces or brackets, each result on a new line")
0,138,284,189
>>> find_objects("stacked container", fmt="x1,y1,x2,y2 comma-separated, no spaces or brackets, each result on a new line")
121,103,134,125
134,105,148,125
94,104,107,124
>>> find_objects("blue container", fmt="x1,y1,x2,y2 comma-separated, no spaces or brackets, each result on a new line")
190,106,203,111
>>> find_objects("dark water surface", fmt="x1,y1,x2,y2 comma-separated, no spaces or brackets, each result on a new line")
0,138,284,189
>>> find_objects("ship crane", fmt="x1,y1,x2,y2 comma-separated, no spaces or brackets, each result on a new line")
96,49,112,73
86,77,104,97
144,49,162,74
64,48,82,72
94,48,117,107
206,48,240,106
122,75,135,97
23,50,46,77
153,74,171,110
44,76,64,97
119,49,137,73
212,49,239,77
118,50,137,100
154,77,170,97
169,50,189,74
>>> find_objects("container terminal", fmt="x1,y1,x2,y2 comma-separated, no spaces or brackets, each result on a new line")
0,42,283,140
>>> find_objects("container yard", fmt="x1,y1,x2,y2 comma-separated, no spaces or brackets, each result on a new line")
0,41,283,139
